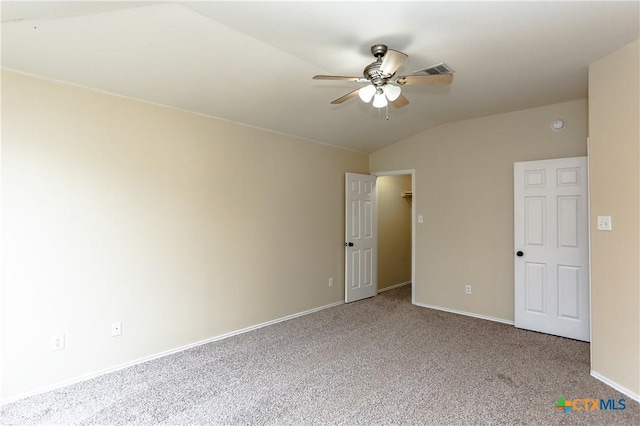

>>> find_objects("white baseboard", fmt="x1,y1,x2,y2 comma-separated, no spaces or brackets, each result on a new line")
591,370,640,402
414,302,515,325
378,281,411,293
1,300,344,406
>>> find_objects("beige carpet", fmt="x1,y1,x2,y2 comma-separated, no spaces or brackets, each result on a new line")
2,285,638,425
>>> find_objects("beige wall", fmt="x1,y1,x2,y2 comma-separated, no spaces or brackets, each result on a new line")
589,39,639,396
377,175,412,290
0,70,368,401
370,99,588,321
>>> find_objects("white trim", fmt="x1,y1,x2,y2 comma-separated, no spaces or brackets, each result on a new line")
414,302,515,325
586,147,594,365
590,370,640,403
378,281,411,293
1,300,344,406
372,169,415,177
372,170,416,304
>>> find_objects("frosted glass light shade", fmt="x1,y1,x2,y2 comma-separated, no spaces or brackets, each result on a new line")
372,92,388,108
383,84,401,101
358,85,376,103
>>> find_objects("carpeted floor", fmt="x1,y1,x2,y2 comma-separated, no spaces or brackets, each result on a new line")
1,285,638,425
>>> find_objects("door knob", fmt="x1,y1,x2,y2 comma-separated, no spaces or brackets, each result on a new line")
345,242,354,247
516,251,524,257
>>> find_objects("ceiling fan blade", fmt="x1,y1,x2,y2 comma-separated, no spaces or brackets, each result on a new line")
391,94,410,108
380,49,408,76
395,74,453,86
313,75,367,82
331,89,360,104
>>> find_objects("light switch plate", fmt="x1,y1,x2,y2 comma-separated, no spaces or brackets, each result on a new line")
418,215,424,224
111,321,122,337
597,216,612,231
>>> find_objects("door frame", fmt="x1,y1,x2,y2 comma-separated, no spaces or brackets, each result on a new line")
372,169,416,304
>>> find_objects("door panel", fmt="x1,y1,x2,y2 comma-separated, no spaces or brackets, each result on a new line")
557,266,580,319
558,196,579,247
345,173,377,303
525,197,545,246
514,157,589,341
525,262,545,314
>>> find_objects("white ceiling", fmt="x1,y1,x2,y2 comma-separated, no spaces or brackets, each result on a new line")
2,1,639,153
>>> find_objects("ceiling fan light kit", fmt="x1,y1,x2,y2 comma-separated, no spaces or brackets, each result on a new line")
313,43,454,112
372,90,388,108
358,84,376,102
357,83,401,108
383,84,401,101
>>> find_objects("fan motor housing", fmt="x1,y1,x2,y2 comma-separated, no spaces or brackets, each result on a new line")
363,62,385,81
364,44,391,86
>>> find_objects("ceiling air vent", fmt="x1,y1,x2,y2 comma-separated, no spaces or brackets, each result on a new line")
413,62,455,75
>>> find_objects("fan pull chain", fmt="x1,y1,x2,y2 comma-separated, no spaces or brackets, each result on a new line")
375,104,391,120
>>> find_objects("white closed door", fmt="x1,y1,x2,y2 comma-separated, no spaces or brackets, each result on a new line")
345,173,377,303
514,157,590,341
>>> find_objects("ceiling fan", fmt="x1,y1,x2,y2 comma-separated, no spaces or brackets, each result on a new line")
313,44,453,109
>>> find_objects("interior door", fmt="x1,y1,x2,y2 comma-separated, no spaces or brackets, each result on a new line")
514,157,590,341
345,173,377,303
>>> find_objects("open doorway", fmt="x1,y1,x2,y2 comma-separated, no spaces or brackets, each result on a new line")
374,170,415,303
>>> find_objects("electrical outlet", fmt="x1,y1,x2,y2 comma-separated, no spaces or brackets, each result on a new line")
51,333,65,351
111,321,122,337
597,216,612,231
465,285,472,295
328,277,334,287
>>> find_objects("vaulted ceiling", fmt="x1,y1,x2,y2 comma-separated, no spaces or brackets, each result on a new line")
2,1,639,153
